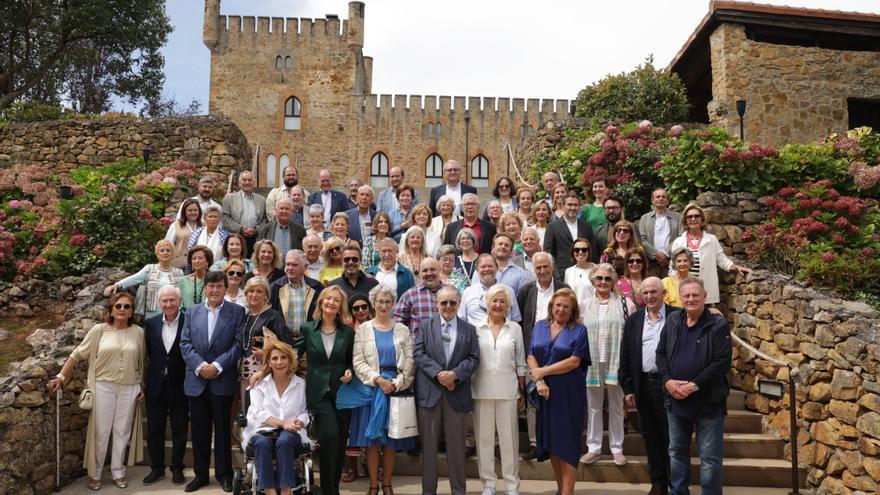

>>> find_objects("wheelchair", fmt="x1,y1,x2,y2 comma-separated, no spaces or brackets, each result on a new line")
232,404,319,495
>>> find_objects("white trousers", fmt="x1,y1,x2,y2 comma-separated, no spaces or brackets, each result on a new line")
473,398,520,492
585,363,625,455
526,404,536,446
94,381,140,480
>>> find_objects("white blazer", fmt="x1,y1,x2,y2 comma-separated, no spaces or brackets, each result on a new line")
670,231,734,305
352,321,414,392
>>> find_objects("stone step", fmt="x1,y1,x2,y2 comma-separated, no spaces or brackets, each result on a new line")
628,409,764,434
598,432,785,459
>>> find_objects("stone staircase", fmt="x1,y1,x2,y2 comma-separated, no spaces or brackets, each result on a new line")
140,390,805,489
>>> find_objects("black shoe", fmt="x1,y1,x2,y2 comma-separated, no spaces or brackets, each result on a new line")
522,445,537,461
142,469,165,485
222,479,233,493
406,447,420,457
465,446,476,458
171,469,185,485
184,478,208,493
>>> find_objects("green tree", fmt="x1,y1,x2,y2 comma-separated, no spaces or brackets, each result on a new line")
0,0,171,111
575,56,690,124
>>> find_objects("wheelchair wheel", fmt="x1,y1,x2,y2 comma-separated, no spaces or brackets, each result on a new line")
232,470,243,495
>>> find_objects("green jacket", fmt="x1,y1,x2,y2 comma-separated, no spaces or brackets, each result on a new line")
296,318,354,408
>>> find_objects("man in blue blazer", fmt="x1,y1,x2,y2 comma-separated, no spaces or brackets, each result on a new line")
413,286,480,495
427,159,477,216
179,271,246,493
345,185,377,246
143,286,190,486
307,169,350,228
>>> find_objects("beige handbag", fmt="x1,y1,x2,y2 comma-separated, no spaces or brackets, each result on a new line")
78,325,104,410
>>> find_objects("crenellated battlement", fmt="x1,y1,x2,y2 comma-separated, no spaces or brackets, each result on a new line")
218,15,348,37
358,94,571,119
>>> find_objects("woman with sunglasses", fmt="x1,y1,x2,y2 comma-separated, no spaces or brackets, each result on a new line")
578,263,636,467
486,176,518,217
670,203,751,305
350,284,415,495
246,240,285,284
515,187,535,227
297,286,355,495
223,259,248,306
600,220,642,264
104,239,184,319
318,237,345,286
530,201,552,246
620,247,649,309
48,293,145,490
578,178,610,232
179,245,214,310
211,233,254,272
564,238,596,303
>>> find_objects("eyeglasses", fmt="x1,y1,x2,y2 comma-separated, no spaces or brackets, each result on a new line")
226,270,243,277
685,214,703,220
573,247,590,254
343,257,360,263
439,300,458,307
352,304,370,312
594,276,614,283
114,303,132,310
627,259,644,265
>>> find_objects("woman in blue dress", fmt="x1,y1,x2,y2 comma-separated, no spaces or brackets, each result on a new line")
527,287,590,495
351,284,415,495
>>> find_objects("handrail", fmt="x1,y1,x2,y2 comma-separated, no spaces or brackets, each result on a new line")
730,330,799,376
506,142,536,189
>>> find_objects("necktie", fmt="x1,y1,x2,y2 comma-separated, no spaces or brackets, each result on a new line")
441,321,452,364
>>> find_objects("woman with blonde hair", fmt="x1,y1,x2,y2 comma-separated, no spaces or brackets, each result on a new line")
398,226,428,278
318,236,345,285
550,183,568,220
104,239,184,319
530,201,552,246
411,204,440,257
246,240,284,284
240,276,291,396
48,292,145,490
331,212,353,247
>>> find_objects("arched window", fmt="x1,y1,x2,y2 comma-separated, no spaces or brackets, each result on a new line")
425,153,444,187
275,56,282,70
285,56,293,69
528,125,535,137
280,154,290,171
471,154,489,188
518,124,526,139
265,154,277,187
436,123,442,136
284,97,301,130
426,123,434,136
370,152,389,188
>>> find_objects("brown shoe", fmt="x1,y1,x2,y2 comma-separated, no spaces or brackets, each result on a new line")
88,479,102,491
648,485,669,495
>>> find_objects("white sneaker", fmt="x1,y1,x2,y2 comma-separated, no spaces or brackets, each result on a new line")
612,452,628,466
579,452,600,464
481,489,496,495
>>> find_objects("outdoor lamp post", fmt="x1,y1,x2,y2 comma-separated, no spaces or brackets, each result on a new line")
142,146,152,174
736,99,747,141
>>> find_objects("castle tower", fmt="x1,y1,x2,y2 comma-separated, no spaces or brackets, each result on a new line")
203,0,220,50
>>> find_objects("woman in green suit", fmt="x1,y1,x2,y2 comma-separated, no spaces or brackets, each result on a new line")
297,285,354,495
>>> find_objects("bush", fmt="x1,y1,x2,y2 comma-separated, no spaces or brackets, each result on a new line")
742,181,880,299
574,56,690,125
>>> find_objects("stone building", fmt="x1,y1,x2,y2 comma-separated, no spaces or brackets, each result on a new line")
669,1,880,147
202,0,571,191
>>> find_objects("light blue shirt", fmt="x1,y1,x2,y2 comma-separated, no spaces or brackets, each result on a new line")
469,260,532,294
440,316,458,363
197,301,225,376
642,305,667,373
377,187,421,213
458,282,521,325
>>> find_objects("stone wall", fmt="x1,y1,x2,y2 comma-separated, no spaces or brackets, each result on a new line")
0,115,252,181
708,23,880,147
0,269,128,495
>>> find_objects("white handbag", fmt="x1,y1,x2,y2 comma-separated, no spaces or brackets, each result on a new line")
387,395,419,439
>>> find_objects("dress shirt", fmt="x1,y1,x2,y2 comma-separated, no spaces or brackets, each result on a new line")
321,191,332,226
240,192,257,228
358,209,372,238
642,305,666,373
462,218,483,251
535,280,555,322
564,217,578,241
244,374,310,446
472,319,528,400
274,222,291,255
200,301,225,375
307,258,324,280
653,211,670,255
473,261,530,294
162,313,180,353
446,183,463,216
459,282,521,325
375,263,398,293
440,317,458,363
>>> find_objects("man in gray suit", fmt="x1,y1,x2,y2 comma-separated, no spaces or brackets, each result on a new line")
413,286,480,495
639,188,681,276
221,171,267,254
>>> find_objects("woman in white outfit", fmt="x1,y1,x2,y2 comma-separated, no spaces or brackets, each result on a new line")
473,284,527,495
563,237,595,303
578,263,635,467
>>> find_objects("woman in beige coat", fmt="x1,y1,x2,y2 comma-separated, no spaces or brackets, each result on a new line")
351,284,415,495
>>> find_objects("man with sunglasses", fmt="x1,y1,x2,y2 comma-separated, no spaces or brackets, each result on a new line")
270,250,324,338
543,191,596,279
413,286,480,495
328,245,378,299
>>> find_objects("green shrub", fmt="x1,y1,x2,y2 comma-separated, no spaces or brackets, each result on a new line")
0,101,76,124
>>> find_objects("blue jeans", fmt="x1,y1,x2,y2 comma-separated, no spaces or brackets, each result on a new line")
667,411,724,495
251,431,301,489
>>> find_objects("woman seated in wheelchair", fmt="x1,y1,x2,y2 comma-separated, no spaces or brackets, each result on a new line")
244,340,309,495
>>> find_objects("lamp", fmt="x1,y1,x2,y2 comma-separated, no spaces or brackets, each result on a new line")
757,379,785,400
142,146,152,174
736,99,747,141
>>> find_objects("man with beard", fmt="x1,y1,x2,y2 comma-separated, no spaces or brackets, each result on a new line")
266,165,307,221
328,245,378,299
459,253,521,325
394,257,443,338
485,233,530,294
593,195,631,262
377,166,421,213
177,176,222,224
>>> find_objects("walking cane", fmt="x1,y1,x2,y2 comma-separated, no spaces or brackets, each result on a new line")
55,387,61,492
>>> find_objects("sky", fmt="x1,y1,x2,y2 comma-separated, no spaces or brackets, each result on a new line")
155,0,880,112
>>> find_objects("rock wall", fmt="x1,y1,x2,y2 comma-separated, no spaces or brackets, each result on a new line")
0,115,252,181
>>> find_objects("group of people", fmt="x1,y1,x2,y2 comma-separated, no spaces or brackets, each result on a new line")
48,161,748,495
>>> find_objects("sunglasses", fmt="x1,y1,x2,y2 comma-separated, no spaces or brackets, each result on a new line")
573,247,590,253
328,246,342,252
114,303,132,310
226,270,243,277
343,257,360,263
352,304,370,312
439,300,458,307
498,184,510,189
615,228,631,234
627,259,644,265
686,214,703,220
594,276,614,283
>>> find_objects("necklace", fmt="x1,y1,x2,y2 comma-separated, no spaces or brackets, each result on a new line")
320,327,337,335
686,231,703,251
191,277,204,306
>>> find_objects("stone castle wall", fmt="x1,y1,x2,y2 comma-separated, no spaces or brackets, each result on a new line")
708,23,880,147
0,115,252,181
